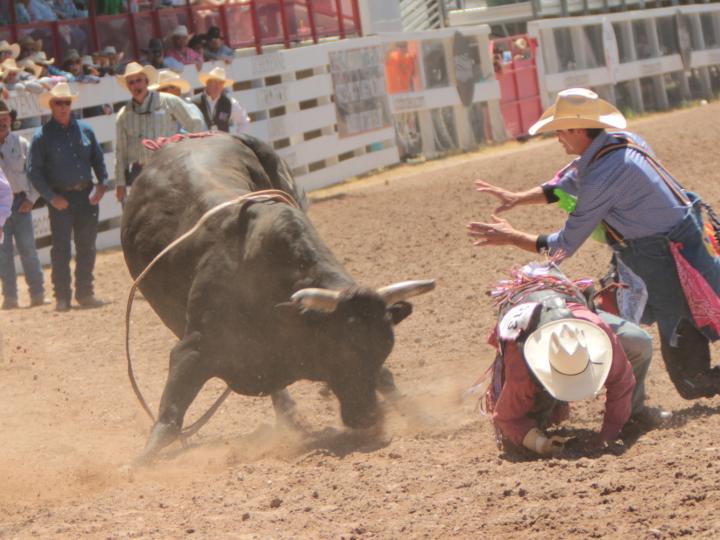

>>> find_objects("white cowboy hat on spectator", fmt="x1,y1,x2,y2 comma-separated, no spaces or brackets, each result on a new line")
0,41,20,59
98,45,125,62
150,69,192,94
523,318,612,402
172,25,191,38
116,61,159,90
1,59,22,74
19,36,42,52
528,88,627,135
81,54,98,68
199,66,233,88
38,82,79,109
18,58,43,78
30,50,55,65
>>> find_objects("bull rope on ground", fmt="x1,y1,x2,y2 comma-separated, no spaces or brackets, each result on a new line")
125,189,301,443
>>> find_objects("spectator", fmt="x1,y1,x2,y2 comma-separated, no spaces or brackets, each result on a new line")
62,49,100,83
203,26,234,63
25,0,58,21
81,54,101,76
192,66,248,134
1,59,47,93
140,37,184,73
188,34,206,58
114,62,205,203
93,45,125,76
53,0,87,19
0,100,46,309
17,35,43,61
0,168,10,240
0,41,20,62
166,25,203,66
149,69,192,97
27,83,109,311
96,0,123,15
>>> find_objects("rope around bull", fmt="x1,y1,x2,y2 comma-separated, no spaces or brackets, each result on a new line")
125,188,300,444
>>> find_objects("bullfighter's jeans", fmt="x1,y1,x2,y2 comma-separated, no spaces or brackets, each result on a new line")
0,206,44,300
598,310,652,415
48,188,99,302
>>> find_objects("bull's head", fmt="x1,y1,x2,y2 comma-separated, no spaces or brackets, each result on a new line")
290,280,434,429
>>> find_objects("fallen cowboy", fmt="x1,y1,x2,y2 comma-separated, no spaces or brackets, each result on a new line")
478,261,670,458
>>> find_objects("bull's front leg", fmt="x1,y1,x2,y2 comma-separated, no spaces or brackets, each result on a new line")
136,332,211,464
271,389,309,432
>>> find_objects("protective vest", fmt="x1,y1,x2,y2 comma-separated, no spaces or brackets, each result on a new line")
192,92,232,132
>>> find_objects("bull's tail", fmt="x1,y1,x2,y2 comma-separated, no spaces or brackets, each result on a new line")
235,134,309,212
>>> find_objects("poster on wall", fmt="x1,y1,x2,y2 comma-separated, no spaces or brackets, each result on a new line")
384,41,422,95
453,31,475,107
422,40,449,89
329,45,392,138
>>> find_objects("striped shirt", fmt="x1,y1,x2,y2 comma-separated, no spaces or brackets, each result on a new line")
114,91,206,186
543,131,687,256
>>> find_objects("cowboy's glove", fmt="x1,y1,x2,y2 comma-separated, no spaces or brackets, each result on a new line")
522,428,564,457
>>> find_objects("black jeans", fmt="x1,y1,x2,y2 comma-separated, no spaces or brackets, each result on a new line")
48,188,99,302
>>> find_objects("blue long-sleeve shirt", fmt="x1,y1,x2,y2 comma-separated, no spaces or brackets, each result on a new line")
542,131,687,256
27,117,109,202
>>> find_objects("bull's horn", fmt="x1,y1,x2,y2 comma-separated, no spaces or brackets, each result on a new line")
291,288,342,312
377,279,436,306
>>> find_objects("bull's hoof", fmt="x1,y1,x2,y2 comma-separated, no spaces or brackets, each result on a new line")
134,422,181,465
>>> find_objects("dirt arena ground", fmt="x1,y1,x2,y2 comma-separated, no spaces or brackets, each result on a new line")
2,102,720,539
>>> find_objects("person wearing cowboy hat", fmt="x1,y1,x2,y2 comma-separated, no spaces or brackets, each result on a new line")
0,100,47,309
1,58,46,93
27,83,109,311
483,262,659,457
468,87,720,402
202,25,234,63
166,25,203,66
60,49,100,84
191,66,249,134
0,41,21,62
114,62,205,203
140,37,184,73
149,69,192,97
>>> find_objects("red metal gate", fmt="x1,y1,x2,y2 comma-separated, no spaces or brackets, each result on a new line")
492,35,543,139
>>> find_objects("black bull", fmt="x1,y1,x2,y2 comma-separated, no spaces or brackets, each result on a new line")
121,134,434,462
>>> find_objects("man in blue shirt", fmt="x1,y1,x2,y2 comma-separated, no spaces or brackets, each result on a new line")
27,83,109,312
467,88,720,402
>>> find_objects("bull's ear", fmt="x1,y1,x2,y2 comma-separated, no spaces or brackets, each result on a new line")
388,301,413,325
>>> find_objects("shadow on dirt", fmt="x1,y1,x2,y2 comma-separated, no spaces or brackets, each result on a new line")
498,402,720,463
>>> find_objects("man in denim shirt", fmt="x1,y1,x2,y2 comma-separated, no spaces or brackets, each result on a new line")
27,83,109,312
0,101,45,309
468,88,720,402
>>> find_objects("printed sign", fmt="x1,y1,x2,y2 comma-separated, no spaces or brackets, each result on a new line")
453,31,475,107
329,46,392,138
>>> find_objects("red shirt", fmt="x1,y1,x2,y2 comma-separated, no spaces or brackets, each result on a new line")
493,304,635,446
385,49,415,94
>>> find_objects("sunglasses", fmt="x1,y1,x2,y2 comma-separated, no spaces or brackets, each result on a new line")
52,100,73,107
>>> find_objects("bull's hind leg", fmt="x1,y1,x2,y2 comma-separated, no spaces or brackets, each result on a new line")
137,332,211,463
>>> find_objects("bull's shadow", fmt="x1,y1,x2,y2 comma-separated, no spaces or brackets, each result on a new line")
499,402,720,463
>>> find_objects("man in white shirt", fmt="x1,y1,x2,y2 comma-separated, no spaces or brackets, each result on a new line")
191,66,250,135
0,101,45,309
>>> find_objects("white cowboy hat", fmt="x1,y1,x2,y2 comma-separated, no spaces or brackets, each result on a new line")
528,88,627,135
38,82,79,109
116,61,158,90
18,58,43,78
523,318,613,402
149,69,192,94
0,40,20,59
0,58,22,74
31,50,54,65
172,25,190,38
81,54,98,68
198,66,233,88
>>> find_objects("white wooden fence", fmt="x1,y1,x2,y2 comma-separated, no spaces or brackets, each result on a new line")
6,25,504,267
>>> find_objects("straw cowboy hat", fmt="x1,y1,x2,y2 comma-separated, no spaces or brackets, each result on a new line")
38,82,79,109
171,25,191,38
0,40,20,59
18,58,44,78
523,319,613,402
31,50,54,65
528,88,627,135
150,69,192,94
116,61,158,90
199,66,233,88
19,35,42,52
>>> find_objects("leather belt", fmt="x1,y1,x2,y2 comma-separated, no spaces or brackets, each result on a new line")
58,181,92,192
